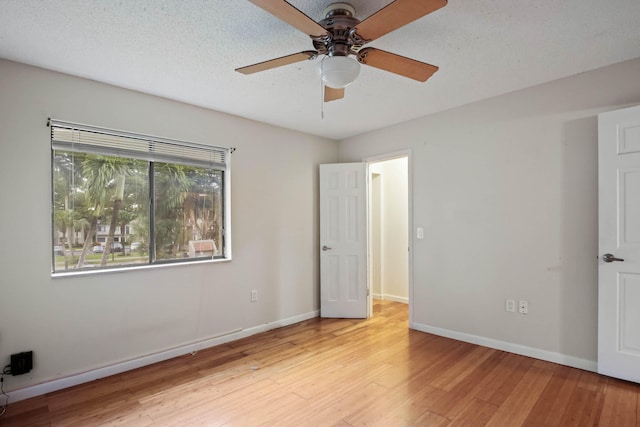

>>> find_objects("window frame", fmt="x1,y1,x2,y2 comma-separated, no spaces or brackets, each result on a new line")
50,119,232,275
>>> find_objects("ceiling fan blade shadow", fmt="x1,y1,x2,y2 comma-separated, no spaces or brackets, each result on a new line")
324,86,345,102
249,0,328,38
357,48,438,82
354,0,447,42
236,51,318,74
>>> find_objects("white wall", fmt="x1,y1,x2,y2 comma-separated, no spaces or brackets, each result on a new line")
340,57,640,365
369,158,409,302
0,59,338,395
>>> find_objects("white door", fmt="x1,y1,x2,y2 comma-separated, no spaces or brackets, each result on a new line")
598,104,640,383
320,163,368,318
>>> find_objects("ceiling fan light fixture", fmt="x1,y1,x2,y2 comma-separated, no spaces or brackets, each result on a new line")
319,55,361,89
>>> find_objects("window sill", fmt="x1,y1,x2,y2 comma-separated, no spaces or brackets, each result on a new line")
51,256,231,278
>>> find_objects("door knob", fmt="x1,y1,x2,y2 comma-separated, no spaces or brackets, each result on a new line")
322,246,332,251
602,253,624,263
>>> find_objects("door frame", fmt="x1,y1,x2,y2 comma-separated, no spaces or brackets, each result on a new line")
364,149,413,322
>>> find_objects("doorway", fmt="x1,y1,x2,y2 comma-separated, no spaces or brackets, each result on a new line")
367,154,410,318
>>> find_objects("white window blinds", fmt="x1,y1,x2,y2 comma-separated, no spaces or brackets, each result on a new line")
49,119,228,169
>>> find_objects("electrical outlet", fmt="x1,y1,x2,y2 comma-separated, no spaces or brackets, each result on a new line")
251,290,258,302
505,299,516,313
519,300,528,314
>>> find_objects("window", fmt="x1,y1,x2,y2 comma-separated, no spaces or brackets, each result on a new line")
51,119,231,273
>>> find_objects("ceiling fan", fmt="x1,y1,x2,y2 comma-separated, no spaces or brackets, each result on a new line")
236,0,447,102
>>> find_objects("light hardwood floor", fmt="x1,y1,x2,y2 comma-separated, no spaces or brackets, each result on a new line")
1,300,638,426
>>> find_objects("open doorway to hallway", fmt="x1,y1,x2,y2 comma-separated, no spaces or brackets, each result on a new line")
368,156,409,318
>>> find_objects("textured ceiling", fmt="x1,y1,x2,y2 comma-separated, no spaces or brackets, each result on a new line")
1,0,640,140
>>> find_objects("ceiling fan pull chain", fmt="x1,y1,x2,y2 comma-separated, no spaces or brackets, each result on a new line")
320,61,325,119
320,86,325,120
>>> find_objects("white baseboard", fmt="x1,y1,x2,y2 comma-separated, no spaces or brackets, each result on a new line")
8,310,319,403
382,294,408,304
373,293,408,304
411,322,597,373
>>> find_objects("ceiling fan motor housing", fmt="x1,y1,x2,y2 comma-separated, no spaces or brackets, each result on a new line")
313,2,364,57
